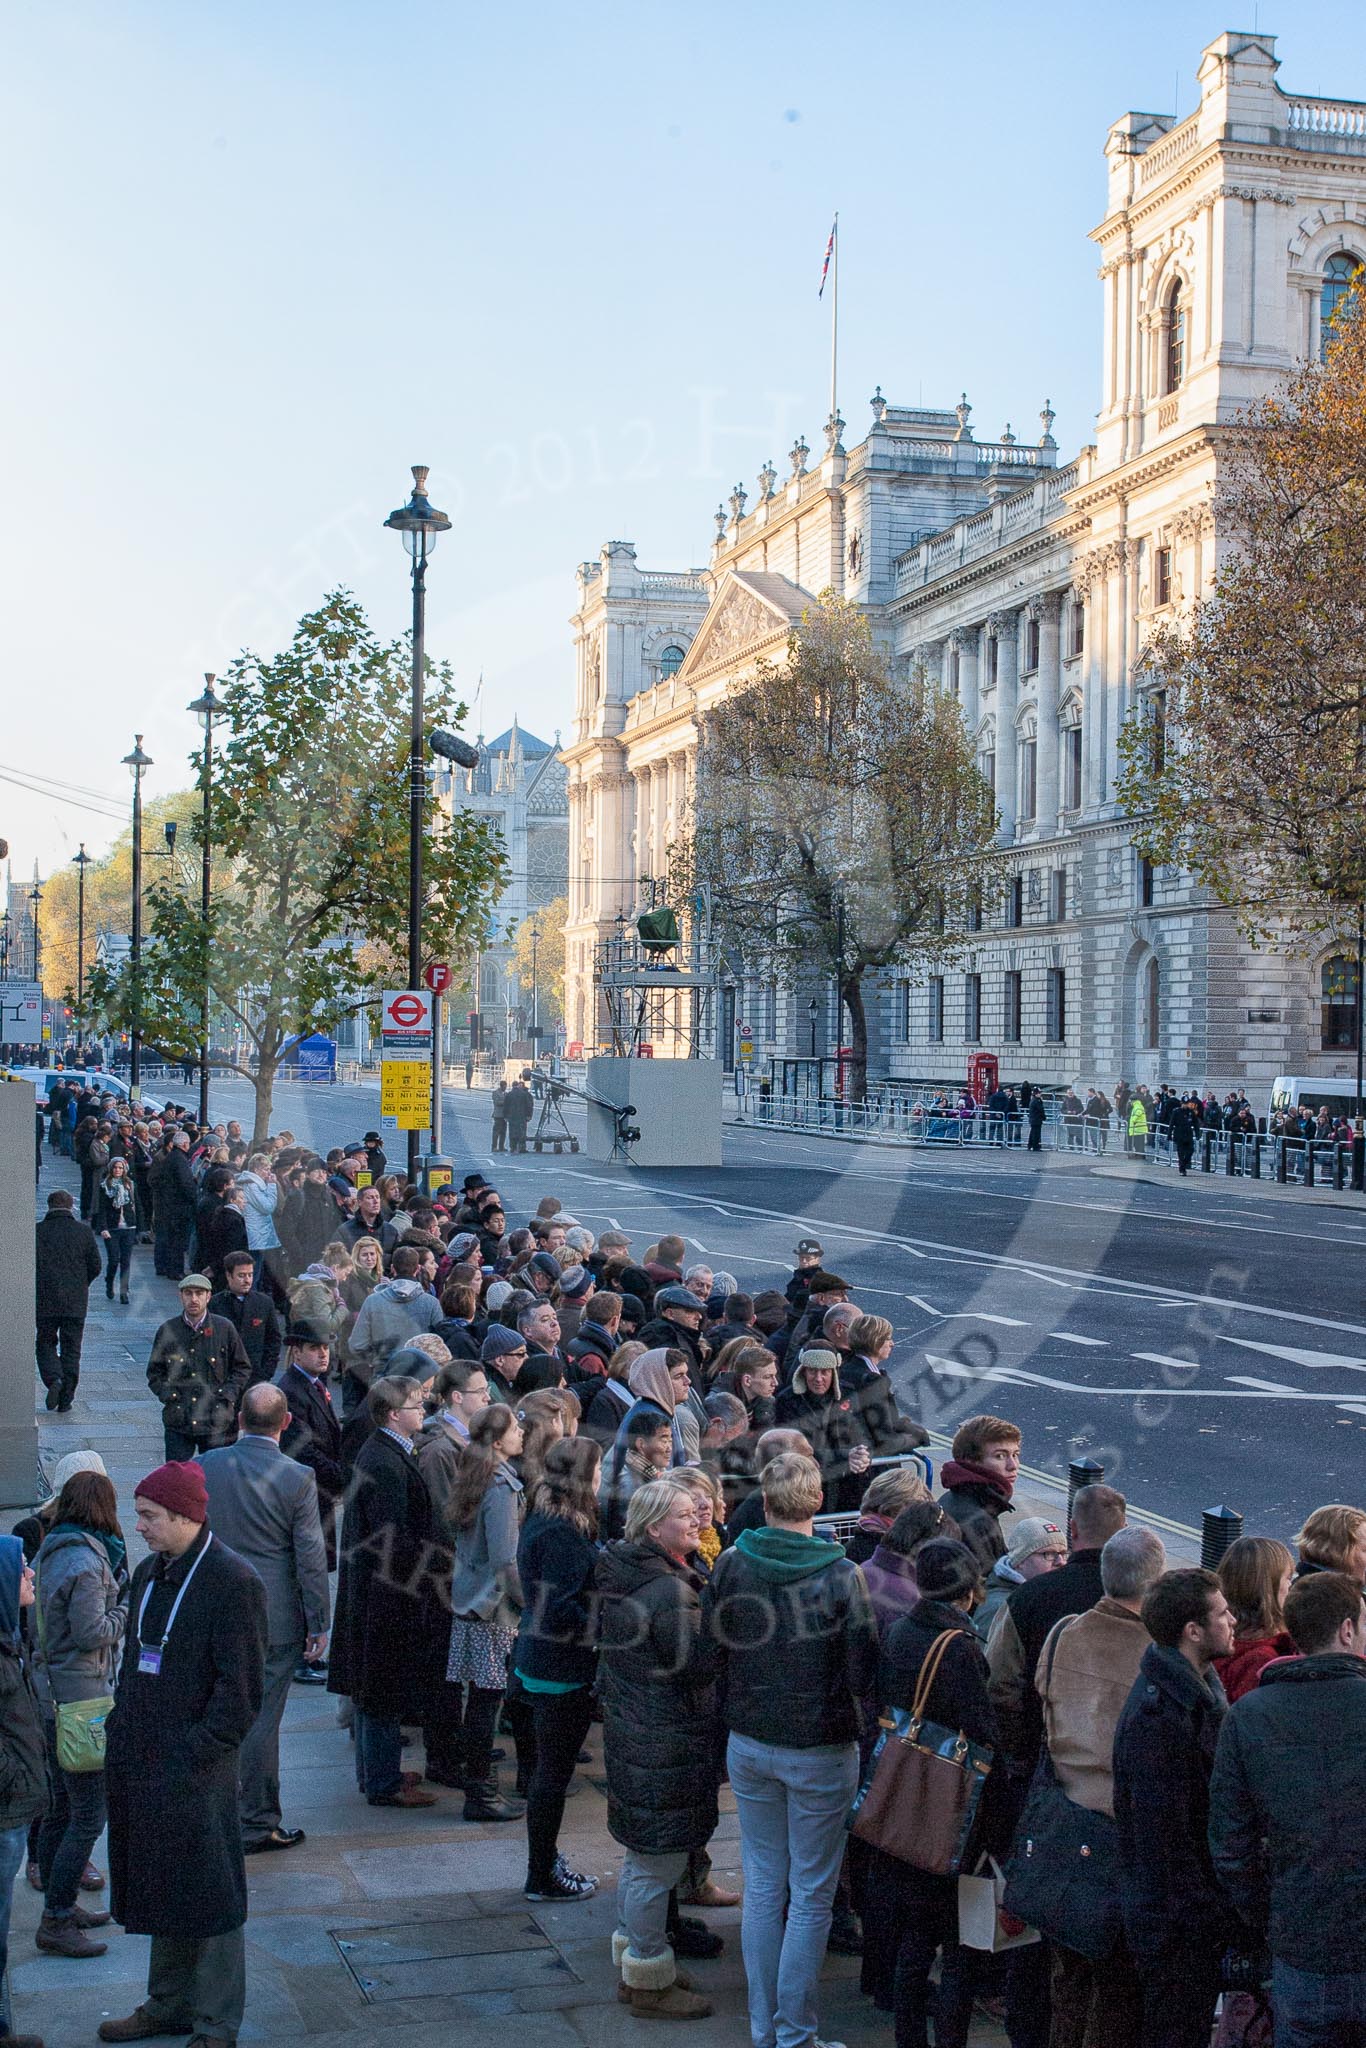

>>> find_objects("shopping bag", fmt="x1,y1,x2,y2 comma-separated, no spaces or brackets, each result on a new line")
958,1855,1040,1954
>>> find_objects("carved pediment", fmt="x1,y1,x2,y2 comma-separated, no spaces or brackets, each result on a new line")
679,571,812,681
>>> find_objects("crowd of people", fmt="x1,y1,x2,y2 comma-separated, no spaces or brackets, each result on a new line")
9,1091,1366,2048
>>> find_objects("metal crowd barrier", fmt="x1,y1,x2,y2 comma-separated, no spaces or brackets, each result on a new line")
742,1091,1362,1188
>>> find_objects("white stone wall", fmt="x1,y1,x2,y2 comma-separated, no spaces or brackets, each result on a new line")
564,29,1366,1091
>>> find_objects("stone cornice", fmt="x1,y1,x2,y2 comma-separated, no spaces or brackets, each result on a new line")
1093,143,1365,249
889,515,1091,617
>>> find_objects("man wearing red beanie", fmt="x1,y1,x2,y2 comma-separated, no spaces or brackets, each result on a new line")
100,1462,266,2048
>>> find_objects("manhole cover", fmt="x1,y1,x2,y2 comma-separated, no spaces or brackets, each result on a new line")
331,1911,582,2003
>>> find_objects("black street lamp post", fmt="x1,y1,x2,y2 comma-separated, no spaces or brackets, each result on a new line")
384,466,452,1182
187,674,226,1129
122,736,152,1096
72,844,92,1024
29,876,42,985
530,923,541,1048
808,996,819,1060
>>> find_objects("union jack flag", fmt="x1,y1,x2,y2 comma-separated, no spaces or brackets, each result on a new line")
819,218,836,298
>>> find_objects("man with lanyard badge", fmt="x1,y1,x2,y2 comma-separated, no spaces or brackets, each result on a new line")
101,1463,266,2048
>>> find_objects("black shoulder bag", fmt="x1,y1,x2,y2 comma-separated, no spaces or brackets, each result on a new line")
1000,1617,1123,1962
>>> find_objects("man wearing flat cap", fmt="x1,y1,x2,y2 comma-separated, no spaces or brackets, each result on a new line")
101,1462,266,2048
146,1275,251,1463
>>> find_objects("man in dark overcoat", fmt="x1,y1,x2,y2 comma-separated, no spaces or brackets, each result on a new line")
326,1375,447,1808
100,1461,266,2048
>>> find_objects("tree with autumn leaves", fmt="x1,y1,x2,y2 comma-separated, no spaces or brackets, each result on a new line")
84,591,506,1140
680,595,1000,1102
1119,277,1366,946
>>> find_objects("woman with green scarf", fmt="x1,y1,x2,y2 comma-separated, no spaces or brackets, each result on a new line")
31,1470,129,1961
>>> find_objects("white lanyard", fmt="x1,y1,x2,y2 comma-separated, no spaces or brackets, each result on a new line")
137,1531,213,1653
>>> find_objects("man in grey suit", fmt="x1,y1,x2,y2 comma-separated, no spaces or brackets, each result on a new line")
200,1381,330,1852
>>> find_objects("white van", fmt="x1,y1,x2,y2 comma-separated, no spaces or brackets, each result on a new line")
1268,1075,1360,1122
1,1067,167,1116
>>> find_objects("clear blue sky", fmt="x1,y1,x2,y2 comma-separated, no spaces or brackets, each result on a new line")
4,2,1364,875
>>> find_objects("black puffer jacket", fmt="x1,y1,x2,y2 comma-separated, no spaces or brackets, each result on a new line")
706,1529,877,1748
595,1538,717,1853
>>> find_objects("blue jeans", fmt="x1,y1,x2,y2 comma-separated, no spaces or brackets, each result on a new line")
727,1731,859,2048
0,1819,28,2034
354,1710,403,1801
1272,1957,1366,2045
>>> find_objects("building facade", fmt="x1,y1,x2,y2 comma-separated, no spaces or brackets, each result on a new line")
440,722,568,1052
563,30,1366,1095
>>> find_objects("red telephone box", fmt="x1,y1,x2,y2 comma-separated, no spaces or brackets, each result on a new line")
968,1052,998,1103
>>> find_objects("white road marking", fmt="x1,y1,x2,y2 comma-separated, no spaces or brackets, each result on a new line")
923,1354,1366,1403
605,1172,1366,1343
1049,1332,1108,1347
1217,1336,1366,1375
685,1236,711,1254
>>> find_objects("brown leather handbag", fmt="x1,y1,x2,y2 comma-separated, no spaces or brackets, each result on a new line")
848,1628,994,1876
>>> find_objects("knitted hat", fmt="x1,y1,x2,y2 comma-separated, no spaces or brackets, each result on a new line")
1006,1517,1067,1571
484,1278,513,1312
482,1326,528,1364
913,1537,982,1603
133,1460,209,1525
44,1449,108,1503
448,1232,479,1259
558,1264,594,1300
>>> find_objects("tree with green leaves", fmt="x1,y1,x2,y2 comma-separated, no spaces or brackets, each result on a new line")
679,593,1000,1101
1117,275,1366,946
38,790,200,1021
84,590,507,1140
512,894,567,1029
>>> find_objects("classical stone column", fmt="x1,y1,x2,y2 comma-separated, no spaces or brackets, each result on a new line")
989,609,1020,839
1079,559,1106,817
954,627,979,743
0,1083,38,1505
1035,592,1063,833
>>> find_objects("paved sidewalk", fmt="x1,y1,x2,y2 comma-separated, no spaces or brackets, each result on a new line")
11,1144,1010,2047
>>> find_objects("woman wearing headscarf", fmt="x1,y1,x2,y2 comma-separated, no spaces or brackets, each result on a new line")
32,1471,128,1960
0,1535,47,2048
612,1349,694,1473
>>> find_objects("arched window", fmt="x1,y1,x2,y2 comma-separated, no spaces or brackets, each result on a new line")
1320,253,1361,360
659,645,685,680
1143,956,1160,1049
1165,282,1186,393
1321,953,1360,1050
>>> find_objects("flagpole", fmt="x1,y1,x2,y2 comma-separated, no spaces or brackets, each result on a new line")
829,213,839,424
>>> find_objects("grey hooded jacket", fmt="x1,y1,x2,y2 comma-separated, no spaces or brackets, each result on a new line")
346,1277,443,1381
32,1526,129,1708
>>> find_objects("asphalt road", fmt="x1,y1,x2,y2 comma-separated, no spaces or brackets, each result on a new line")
202,1074,1366,1542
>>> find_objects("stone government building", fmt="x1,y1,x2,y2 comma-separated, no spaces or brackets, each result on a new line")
563,31,1366,1096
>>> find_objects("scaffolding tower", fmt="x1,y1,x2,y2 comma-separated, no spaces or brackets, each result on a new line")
593,909,723,1058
